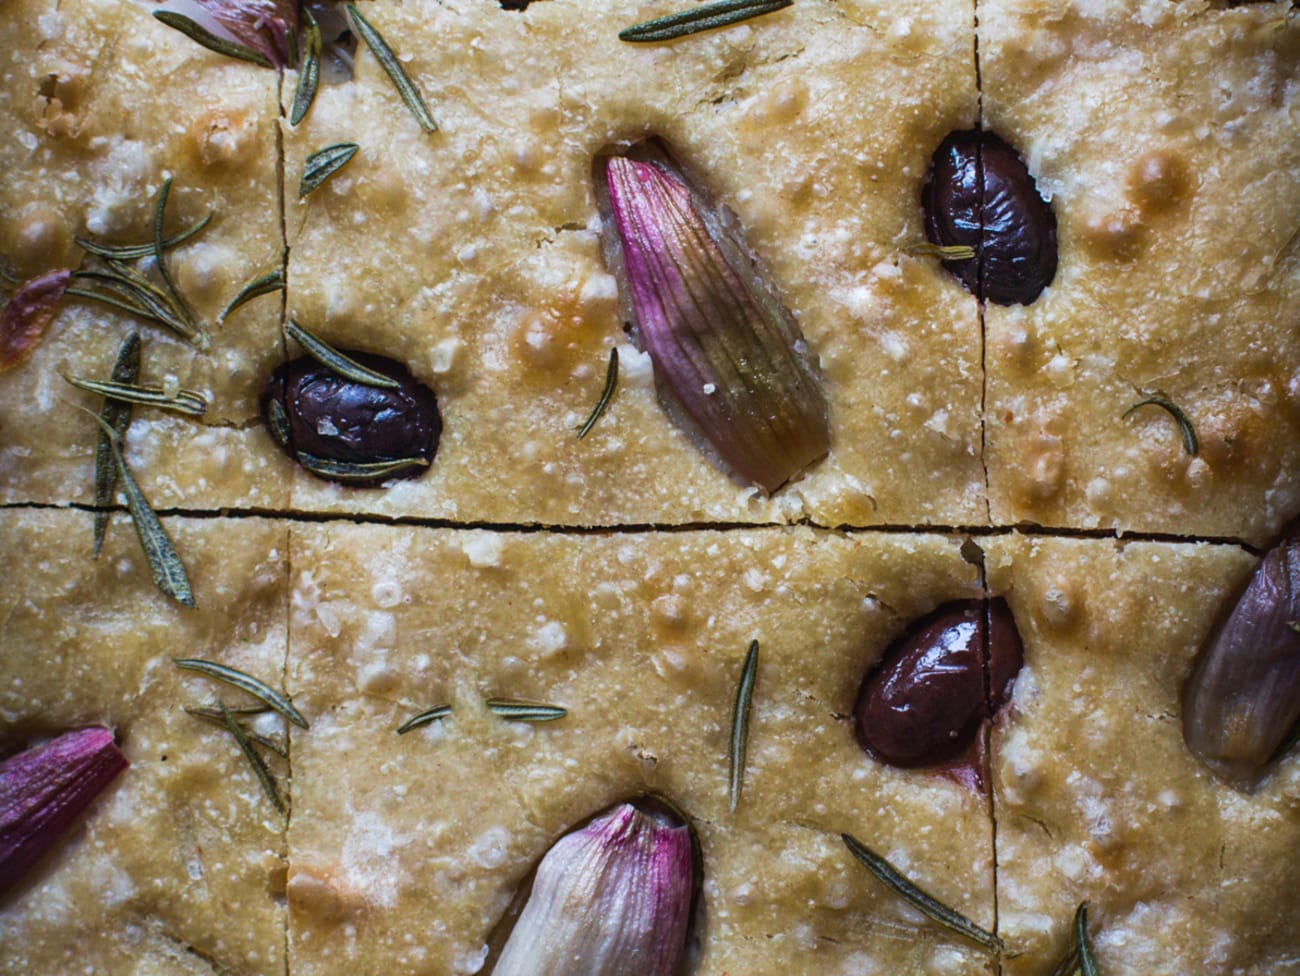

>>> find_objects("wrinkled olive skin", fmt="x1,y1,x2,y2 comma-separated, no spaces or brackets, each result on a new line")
923,130,1058,306
260,353,441,487
854,599,1024,769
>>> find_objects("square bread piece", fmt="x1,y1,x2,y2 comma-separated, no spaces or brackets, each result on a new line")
982,534,1300,974
281,0,986,527
286,523,995,975
0,510,290,976
0,1,294,512
979,0,1300,545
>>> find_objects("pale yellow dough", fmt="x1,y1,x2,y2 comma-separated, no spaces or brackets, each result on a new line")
282,0,985,526
0,510,290,975
0,0,293,512
1,0,1299,972
985,535,1300,974
285,523,994,976
981,0,1300,546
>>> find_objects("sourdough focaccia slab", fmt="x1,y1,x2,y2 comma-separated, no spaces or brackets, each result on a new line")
984,534,1300,973
0,510,289,976
285,523,994,974
282,0,986,526
0,0,293,512
980,0,1300,546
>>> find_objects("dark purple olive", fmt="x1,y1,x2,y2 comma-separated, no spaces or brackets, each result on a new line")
923,130,1058,306
1183,533,1300,790
260,353,441,487
854,599,1024,769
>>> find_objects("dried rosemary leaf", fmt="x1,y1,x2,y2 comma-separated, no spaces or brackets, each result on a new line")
841,832,1002,952
266,396,291,447
93,332,140,557
72,267,199,345
346,3,437,132
221,268,285,322
728,638,758,813
485,699,568,723
576,347,618,439
1048,944,1081,976
619,0,793,42
300,143,360,198
186,707,288,757
64,374,207,417
87,412,195,608
283,318,401,389
152,178,198,333
65,284,177,333
76,211,213,260
152,11,274,67
290,9,322,126
1075,902,1099,976
1122,395,1199,456
396,704,453,735
173,658,309,729
295,453,430,483
218,700,284,813
907,242,977,261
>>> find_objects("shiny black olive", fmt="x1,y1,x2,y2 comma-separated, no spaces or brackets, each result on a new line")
854,599,1023,769
260,353,441,487
923,129,1058,306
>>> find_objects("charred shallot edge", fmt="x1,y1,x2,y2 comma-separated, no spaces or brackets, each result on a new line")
599,145,829,492
0,728,128,896
1183,532,1300,789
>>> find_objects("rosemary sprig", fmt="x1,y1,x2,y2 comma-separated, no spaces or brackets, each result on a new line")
576,347,618,439
396,704,453,735
297,453,430,483
290,9,322,126
1048,901,1101,976
76,210,213,260
283,318,401,389
186,707,288,757
841,832,1002,952
265,397,291,445
85,410,195,608
300,143,360,198
728,638,758,813
486,699,568,723
907,242,977,261
619,0,793,42
1122,395,1199,456
152,11,274,67
152,178,197,333
221,268,284,322
72,267,200,345
1048,944,1081,976
64,373,207,417
173,658,309,729
1075,902,1099,976
218,700,284,813
93,332,140,557
64,284,176,332
346,3,438,133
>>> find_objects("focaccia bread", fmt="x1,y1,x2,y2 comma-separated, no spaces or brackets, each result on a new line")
1,0,1298,973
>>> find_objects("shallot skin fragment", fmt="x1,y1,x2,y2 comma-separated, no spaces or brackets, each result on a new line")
1183,534,1300,790
492,800,695,976
0,727,128,896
